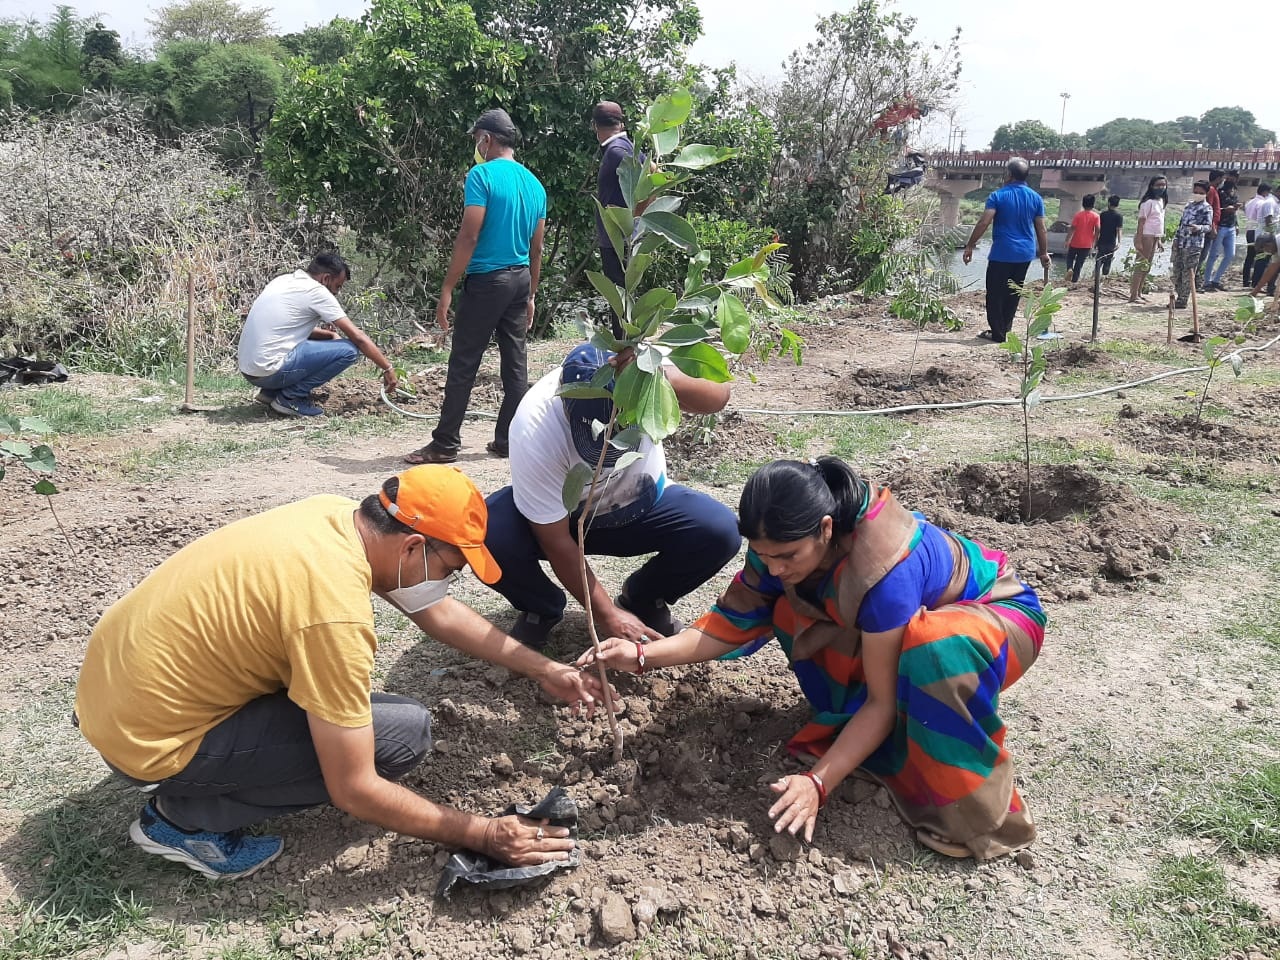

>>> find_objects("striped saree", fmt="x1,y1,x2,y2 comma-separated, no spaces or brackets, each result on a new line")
693,487,1046,859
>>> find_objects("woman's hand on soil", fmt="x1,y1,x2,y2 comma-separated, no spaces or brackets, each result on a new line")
483,816,574,866
575,636,642,674
768,775,820,842
600,607,663,644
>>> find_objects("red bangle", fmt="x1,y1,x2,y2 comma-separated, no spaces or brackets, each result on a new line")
802,771,828,808
634,641,646,674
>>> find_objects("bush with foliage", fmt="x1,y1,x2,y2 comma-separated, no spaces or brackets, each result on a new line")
0,102,313,372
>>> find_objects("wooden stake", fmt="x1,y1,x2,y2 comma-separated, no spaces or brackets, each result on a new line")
1190,274,1201,340
183,272,196,410
1167,292,1175,345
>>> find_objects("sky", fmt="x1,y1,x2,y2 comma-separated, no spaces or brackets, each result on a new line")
6,0,1278,150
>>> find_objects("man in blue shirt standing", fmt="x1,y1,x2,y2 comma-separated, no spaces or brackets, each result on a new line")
962,158,1050,343
405,109,548,464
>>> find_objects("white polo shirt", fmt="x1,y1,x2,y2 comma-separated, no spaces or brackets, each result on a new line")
238,271,347,377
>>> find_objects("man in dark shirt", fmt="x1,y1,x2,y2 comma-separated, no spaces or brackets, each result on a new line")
1203,170,1240,291
1097,195,1123,276
592,101,635,338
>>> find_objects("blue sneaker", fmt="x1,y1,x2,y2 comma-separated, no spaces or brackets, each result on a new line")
129,800,283,880
270,396,325,418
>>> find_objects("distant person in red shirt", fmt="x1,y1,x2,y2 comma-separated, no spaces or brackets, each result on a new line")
1196,170,1224,290
1065,194,1101,283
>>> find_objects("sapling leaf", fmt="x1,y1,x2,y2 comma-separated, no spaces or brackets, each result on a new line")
624,253,653,293
1024,388,1042,409
591,418,608,440
645,87,692,135
613,364,681,442
18,416,50,434
557,383,615,400
33,478,57,496
613,451,645,471
586,270,626,322
617,155,643,209
609,426,642,450
637,212,699,253
0,463,5,480
590,327,623,354
594,199,629,264
0,440,31,458
0,414,19,434
590,364,616,389
603,206,634,251
642,196,682,215
634,344,663,373
655,323,712,346
652,126,680,158
684,249,711,294
716,294,751,354
668,143,737,170
1027,315,1052,339
28,444,56,472
751,242,787,270
723,255,764,282
1230,353,1243,376
669,342,733,382
1001,333,1023,354
561,463,593,512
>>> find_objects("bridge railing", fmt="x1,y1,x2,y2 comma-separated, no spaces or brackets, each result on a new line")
931,149,1280,168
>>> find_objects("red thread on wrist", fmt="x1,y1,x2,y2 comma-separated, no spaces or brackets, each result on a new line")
634,641,646,674
803,771,828,808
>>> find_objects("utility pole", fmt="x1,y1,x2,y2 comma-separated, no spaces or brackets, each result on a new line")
1059,92,1071,135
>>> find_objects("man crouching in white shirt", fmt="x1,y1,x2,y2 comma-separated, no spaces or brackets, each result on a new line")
238,252,398,417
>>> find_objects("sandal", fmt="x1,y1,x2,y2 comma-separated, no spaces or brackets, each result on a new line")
402,443,457,465
916,829,973,859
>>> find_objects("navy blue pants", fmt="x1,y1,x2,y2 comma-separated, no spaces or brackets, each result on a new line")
483,484,741,619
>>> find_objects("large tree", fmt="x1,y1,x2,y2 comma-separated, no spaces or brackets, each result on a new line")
990,119,1063,151
265,0,701,306
1197,106,1274,149
1084,117,1185,150
147,0,273,45
747,0,961,295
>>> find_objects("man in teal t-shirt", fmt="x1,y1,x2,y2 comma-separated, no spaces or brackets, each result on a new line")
405,108,548,465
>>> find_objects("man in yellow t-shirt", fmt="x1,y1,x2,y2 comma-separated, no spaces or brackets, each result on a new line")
75,465,601,880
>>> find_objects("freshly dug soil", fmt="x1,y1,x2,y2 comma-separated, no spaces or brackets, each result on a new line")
1117,407,1278,462
883,462,1200,601
830,365,989,410
664,411,783,478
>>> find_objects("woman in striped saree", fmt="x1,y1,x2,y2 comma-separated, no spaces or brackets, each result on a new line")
578,456,1046,859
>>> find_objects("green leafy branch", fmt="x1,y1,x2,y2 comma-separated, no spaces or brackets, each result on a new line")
555,87,781,763
1,413,73,549
1000,282,1067,521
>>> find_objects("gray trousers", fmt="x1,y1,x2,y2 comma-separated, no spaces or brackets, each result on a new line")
111,691,432,833
431,265,531,452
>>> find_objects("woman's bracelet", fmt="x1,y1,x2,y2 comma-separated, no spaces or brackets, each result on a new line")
634,640,646,674
802,770,828,808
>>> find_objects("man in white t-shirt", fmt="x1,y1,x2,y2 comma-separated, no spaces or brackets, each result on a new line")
482,344,741,650
238,253,398,417
1242,184,1279,292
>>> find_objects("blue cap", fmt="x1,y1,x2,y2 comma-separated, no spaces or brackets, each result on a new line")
561,344,620,467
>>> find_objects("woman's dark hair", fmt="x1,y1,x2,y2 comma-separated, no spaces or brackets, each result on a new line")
738,457,869,541
1082,194,1096,209
1141,175,1169,208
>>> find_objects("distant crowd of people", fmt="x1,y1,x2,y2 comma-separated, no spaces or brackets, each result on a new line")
964,159,1279,339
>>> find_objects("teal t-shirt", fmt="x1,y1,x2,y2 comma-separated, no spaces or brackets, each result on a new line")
464,158,548,275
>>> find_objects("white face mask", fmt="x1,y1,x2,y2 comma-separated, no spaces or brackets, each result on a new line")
386,547,458,614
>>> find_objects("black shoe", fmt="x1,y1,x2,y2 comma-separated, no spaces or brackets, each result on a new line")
486,440,509,458
509,611,563,650
1174,300,1187,309
616,592,686,637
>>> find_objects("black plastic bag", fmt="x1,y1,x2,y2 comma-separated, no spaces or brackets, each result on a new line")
0,357,69,386
436,786,579,899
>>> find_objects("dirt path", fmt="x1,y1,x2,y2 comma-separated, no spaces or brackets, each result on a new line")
2,284,1279,960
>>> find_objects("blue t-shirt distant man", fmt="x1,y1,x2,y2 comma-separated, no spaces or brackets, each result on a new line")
985,181,1046,263
464,158,548,275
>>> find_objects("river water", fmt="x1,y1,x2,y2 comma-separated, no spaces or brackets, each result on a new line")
943,234,1165,290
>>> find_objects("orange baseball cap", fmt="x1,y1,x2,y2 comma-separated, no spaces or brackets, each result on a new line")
379,465,502,584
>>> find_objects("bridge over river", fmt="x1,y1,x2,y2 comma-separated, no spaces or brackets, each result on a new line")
925,149,1280,227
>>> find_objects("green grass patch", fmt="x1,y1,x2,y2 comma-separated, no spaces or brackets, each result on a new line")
0,801,168,960
1110,854,1280,960
1096,339,1186,365
0,387,169,436
1175,763,1280,857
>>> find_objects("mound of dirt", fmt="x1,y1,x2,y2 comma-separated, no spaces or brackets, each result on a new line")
664,411,783,477
319,368,505,419
831,365,988,410
1045,344,1112,369
1117,408,1278,462
883,462,1200,600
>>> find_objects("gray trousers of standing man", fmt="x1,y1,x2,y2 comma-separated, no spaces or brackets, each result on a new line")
431,266,531,453
108,691,432,833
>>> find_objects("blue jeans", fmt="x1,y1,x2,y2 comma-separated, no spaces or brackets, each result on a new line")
482,483,741,619
1205,226,1237,285
243,338,360,401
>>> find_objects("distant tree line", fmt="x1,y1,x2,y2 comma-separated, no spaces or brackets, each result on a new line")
989,108,1275,153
